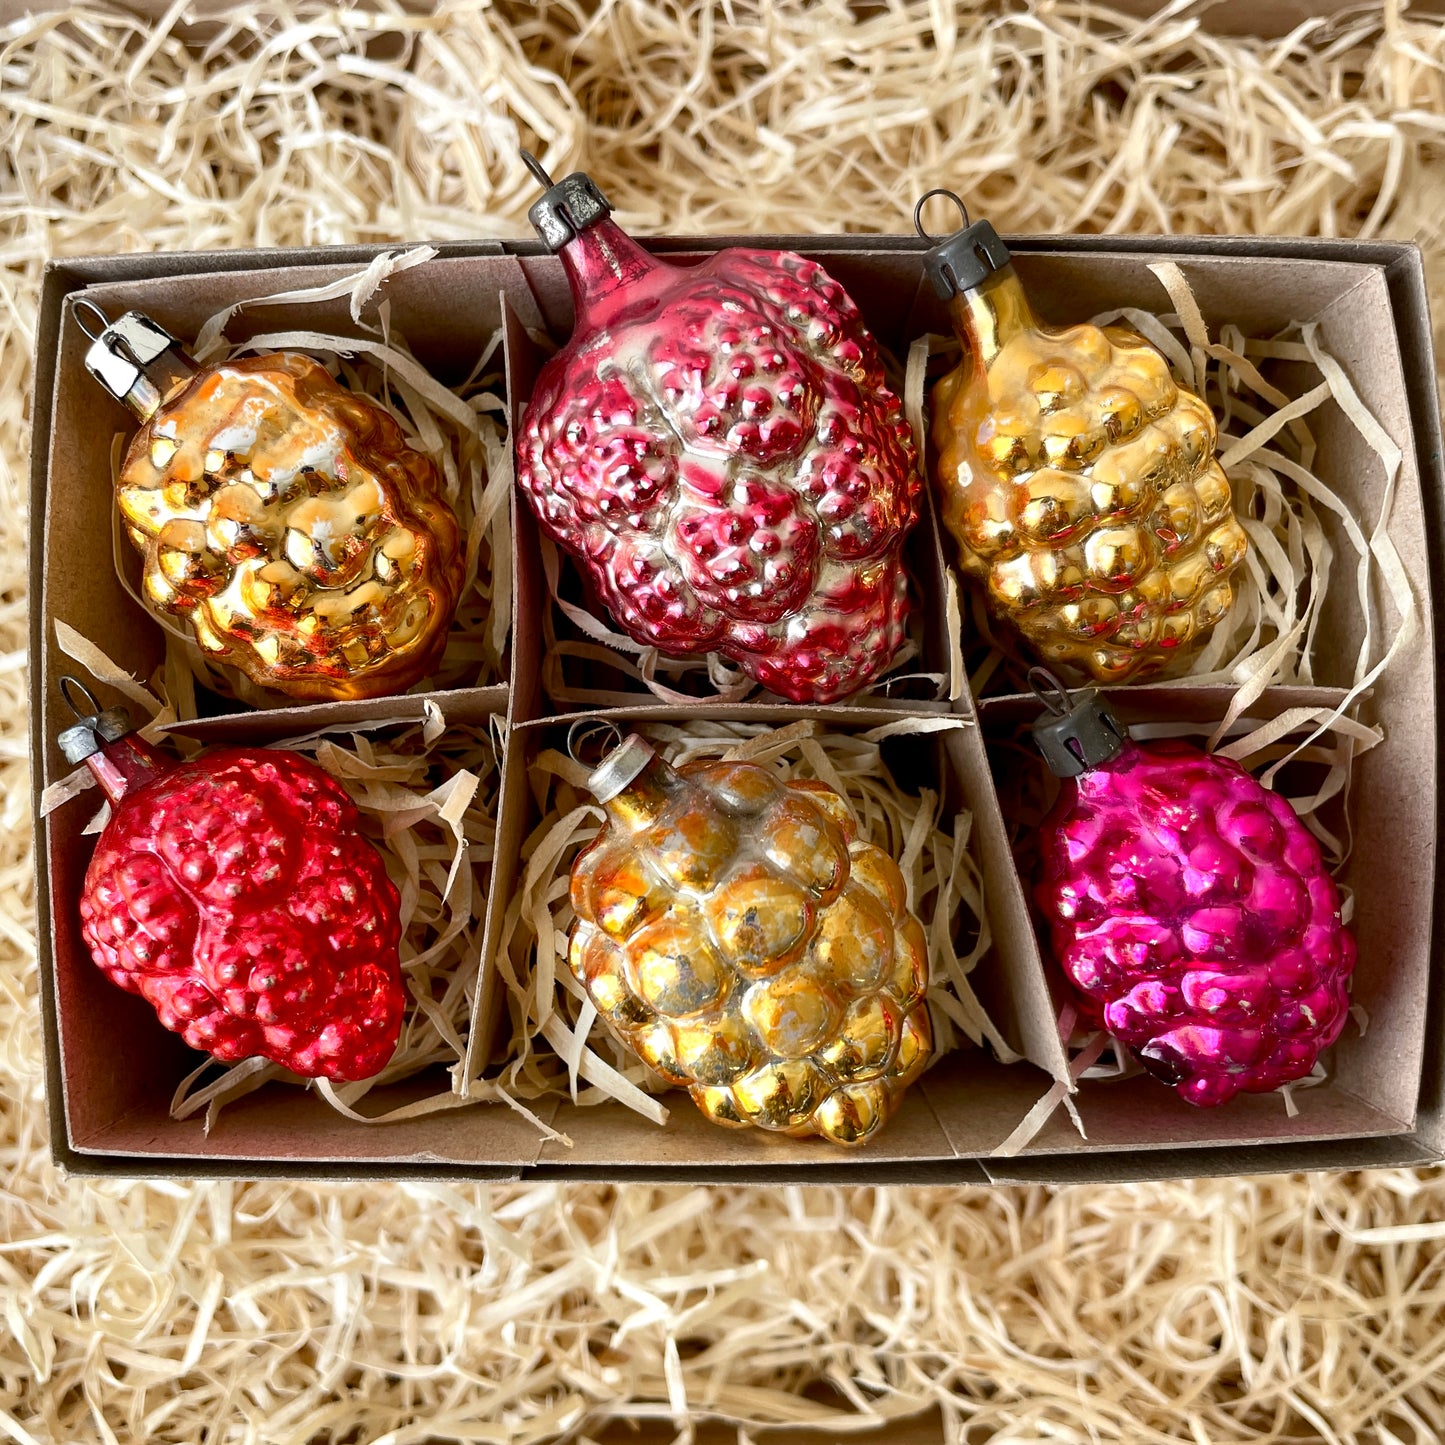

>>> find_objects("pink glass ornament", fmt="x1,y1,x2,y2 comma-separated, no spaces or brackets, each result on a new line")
61,679,406,1082
1029,672,1356,1106
515,155,921,704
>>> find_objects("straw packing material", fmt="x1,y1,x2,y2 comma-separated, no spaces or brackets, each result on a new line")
7,1,1445,1440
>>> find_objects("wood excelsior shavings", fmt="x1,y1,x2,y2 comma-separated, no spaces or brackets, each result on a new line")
7,2,1445,1441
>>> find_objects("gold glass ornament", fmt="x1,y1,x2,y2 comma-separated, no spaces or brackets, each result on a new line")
567,733,933,1146
916,192,1250,683
78,304,464,702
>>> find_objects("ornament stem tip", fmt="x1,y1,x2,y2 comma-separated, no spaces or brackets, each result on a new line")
566,719,624,769
520,149,555,191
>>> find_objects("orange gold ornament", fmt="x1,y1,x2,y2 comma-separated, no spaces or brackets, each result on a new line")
79,304,464,702
567,733,933,1146
916,192,1250,683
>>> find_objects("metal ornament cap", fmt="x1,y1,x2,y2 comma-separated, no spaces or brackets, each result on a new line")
913,189,1012,300
1028,667,1127,778
75,302,190,415
56,676,135,765
522,151,613,251
585,733,656,804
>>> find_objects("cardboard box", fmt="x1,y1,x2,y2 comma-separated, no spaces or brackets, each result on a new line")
29,228,1444,1182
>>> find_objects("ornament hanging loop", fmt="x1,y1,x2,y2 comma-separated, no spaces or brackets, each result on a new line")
72,298,112,345
1027,666,1074,719
520,149,555,190
566,719,624,769
913,188,971,243
58,674,102,722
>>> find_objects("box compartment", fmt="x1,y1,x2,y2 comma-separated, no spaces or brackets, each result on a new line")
29,231,1445,1180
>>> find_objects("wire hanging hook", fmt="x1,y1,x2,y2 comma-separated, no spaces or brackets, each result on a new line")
913,188,971,243
59,675,102,721
72,298,112,345
520,149,556,191
1027,666,1074,718
566,719,624,769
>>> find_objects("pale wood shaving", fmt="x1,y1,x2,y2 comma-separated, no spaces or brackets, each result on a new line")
7,2,1445,1440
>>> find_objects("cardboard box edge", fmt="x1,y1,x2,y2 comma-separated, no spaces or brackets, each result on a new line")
31,261,80,1171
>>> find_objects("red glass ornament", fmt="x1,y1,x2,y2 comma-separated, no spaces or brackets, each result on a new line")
1029,673,1356,1107
62,682,406,1081
515,157,921,703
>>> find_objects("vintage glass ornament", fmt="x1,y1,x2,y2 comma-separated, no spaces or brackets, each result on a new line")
1029,671,1355,1106
61,679,406,1081
917,191,1250,683
515,155,921,703
567,732,932,1144
78,302,464,702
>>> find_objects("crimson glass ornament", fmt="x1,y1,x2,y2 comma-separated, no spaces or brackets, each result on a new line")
1028,671,1356,1106
60,680,406,1081
514,154,921,703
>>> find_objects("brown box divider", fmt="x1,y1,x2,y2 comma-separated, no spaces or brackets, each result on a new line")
30,232,1443,1180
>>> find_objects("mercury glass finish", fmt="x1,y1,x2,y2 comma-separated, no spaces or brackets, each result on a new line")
931,266,1249,681
568,739,933,1144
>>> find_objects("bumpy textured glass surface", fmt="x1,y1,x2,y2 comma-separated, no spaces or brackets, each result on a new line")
117,354,464,701
518,219,921,703
79,742,406,1081
568,749,932,1144
1036,738,1356,1106
931,268,1250,682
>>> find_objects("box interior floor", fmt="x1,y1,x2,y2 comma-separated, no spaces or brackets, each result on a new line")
30,234,1445,1180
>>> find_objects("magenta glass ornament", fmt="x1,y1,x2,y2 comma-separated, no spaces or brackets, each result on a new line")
514,155,921,704
1029,672,1356,1107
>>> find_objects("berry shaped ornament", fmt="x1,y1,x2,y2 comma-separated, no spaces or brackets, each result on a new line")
1028,671,1355,1106
917,190,1250,683
60,679,406,1081
77,301,464,702
567,732,932,1144
515,154,922,703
